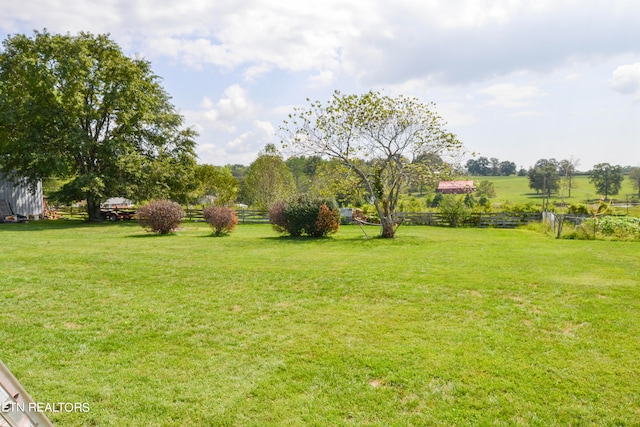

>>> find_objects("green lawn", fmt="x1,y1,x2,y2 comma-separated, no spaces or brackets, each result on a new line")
1,221,639,426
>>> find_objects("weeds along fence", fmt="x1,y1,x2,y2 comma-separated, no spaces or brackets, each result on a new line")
396,211,543,228
188,209,543,228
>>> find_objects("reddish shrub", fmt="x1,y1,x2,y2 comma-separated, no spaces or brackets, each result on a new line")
314,203,340,237
203,206,238,236
269,201,289,234
137,200,184,234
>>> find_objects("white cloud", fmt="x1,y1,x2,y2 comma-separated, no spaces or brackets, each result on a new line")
197,119,276,165
187,85,257,133
477,83,546,109
611,63,640,98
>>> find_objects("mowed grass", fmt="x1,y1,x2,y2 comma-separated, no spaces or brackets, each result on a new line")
1,221,639,426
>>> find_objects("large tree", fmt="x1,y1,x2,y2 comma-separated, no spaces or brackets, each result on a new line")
0,30,197,220
282,90,462,238
244,144,295,211
527,159,560,197
589,163,624,200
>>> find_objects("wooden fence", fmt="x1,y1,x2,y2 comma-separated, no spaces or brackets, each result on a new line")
185,208,270,224
54,205,546,229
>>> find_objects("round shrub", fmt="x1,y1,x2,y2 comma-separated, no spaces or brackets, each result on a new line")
137,200,185,234
269,201,289,234
203,206,238,236
270,196,340,237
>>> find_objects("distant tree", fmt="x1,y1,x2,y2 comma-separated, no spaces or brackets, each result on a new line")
0,30,197,220
228,163,250,204
410,153,447,194
559,157,580,198
490,157,501,176
475,180,496,198
282,90,462,238
466,156,491,176
589,163,624,199
499,161,517,176
629,167,640,197
286,155,323,193
195,164,239,206
244,144,295,211
313,161,363,207
527,159,560,197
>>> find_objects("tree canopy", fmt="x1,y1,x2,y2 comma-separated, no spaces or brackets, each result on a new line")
281,90,462,238
244,144,295,211
0,30,197,220
589,163,624,200
195,164,239,206
527,159,560,197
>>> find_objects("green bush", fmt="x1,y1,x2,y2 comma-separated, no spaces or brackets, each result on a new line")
203,206,238,236
430,193,444,208
270,196,340,237
137,200,185,234
567,203,591,215
438,195,470,227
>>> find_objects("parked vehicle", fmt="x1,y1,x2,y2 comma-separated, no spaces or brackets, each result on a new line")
100,208,136,222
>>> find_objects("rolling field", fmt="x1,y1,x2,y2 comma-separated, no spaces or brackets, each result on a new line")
478,175,638,205
1,221,639,426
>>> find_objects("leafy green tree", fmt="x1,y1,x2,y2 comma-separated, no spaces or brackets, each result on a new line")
499,161,517,176
0,30,197,220
313,160,363,207
244,144,295,211
466,157,491,176
628,167,640,198
589,163,624,199
286,155,323,193
475,180,496,198
527,159,560,197
282,90,462,238
195,164,239,206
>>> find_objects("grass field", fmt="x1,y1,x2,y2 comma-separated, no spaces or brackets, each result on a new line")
1,221,639,426
476,175,639,205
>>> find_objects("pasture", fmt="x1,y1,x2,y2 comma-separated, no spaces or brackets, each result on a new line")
480,175,638,205
1,222,639,426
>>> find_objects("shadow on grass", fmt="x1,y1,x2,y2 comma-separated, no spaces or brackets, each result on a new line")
126,233,177,238
0,219,141,231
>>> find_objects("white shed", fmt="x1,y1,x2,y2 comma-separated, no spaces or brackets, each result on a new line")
0,176,44,219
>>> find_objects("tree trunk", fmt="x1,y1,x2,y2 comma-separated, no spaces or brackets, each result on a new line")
86,196,103,221
380,217,395,238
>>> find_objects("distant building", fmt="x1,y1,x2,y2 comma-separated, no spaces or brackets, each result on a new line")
0,176,44,219
437,180,475,194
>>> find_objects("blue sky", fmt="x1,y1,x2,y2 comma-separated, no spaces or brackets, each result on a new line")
2,0,639,170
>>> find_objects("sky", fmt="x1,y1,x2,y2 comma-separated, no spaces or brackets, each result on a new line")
1,0,639,171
